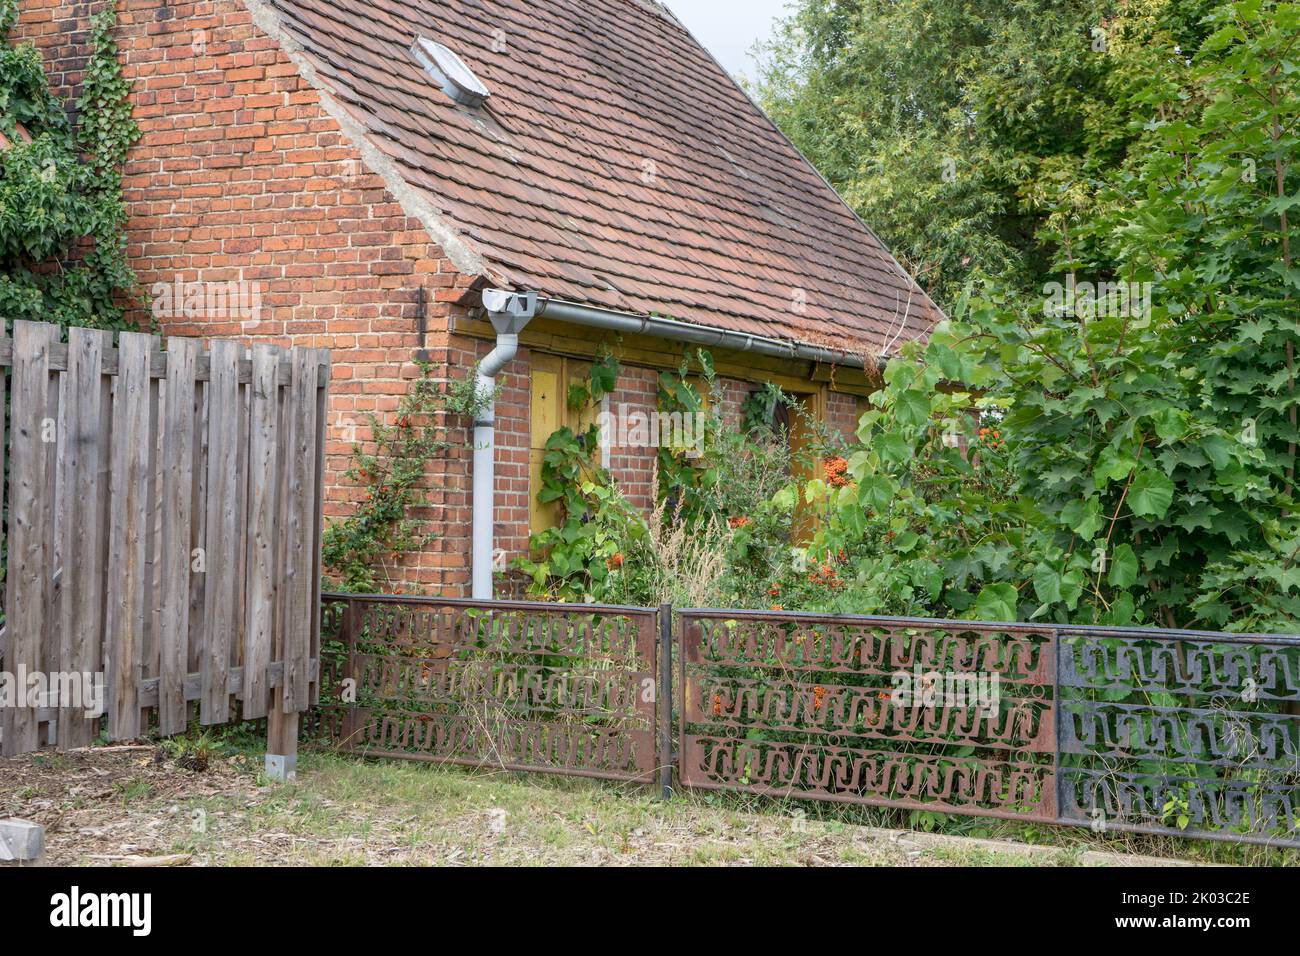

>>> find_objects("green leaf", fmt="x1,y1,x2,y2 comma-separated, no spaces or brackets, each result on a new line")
971,583,1017,621
894,530,920,553
1061,497,1103,539
1128,469,1175,519
1032,563,1061,604
858,474,895,512
876,432,911,465
1108,544,1138,587
1094,448,1136,487
894,389,932,427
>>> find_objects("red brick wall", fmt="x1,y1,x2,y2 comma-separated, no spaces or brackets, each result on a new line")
12,0,483,594
605,364,660,512
827,390,867,445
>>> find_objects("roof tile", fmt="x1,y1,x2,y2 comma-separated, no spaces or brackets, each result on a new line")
269,0,943,357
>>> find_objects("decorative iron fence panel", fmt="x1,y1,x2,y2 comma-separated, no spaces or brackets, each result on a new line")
677,609,1300,847
311,599,1299,847
1055,627,1300,847
677,609,1058,822
312,594,658,783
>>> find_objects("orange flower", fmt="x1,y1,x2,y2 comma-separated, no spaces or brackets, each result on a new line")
607,553,625,570
728,515,752,529
712,693,723,716
771,604,784,611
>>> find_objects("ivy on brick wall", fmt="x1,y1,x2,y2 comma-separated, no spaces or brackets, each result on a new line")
0,0,140,329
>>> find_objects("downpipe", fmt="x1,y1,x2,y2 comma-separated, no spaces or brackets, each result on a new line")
471,291,536,599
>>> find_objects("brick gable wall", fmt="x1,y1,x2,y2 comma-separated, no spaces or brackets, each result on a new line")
12,0,490,593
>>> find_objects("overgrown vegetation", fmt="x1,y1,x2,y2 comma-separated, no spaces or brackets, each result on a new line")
0,0,139,329
782,0,1300,632
518,349,838,607
753,0,1222,307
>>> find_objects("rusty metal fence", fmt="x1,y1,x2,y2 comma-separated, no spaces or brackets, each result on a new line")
310,593,658,782
313,595,1300,848
677,610,1056,821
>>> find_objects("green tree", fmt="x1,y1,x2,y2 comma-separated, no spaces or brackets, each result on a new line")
752,0,1219,306
795,0,1300,632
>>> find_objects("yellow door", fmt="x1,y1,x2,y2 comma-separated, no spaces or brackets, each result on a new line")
530,355,563,535
529,355,599,536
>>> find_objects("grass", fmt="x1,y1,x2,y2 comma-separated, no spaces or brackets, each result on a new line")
4,733,1295,866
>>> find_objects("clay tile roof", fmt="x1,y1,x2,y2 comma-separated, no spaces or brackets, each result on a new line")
265,0,944,359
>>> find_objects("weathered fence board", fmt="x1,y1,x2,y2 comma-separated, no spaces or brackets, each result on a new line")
58,328,111,749
243,344,281,721
201,340,240,726
159,337,198,736
0,320,330,757
2,322,56,755
105,332,151,741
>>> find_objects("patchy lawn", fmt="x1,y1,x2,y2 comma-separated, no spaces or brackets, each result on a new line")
0,742,1253,866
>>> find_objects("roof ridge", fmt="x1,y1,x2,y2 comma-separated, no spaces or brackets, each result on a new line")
621,0,683,30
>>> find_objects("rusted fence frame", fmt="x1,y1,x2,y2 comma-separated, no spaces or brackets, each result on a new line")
314,592,659,784
0,320,330,771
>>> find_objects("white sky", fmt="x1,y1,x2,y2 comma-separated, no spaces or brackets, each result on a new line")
665,0,793,80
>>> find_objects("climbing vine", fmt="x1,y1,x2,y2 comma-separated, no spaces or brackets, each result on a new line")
520,347,818,607
515,350,649,601
321,367,486,593
0,0,140,328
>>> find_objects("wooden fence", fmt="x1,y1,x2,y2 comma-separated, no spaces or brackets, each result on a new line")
0,320,330,764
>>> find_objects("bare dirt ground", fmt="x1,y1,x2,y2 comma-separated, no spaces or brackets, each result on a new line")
0,744,1248,867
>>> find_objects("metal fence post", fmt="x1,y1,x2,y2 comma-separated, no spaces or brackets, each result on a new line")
658,603,673,800
1051,627,1063,826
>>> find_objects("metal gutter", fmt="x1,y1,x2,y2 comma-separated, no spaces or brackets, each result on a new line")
533,297,872,370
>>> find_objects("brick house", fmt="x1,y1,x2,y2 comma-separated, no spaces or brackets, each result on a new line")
11,0,943,597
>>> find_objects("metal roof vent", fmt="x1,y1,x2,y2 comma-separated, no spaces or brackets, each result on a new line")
411,36,490,108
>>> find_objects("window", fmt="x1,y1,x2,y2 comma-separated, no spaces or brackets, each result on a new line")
410,36,490,107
